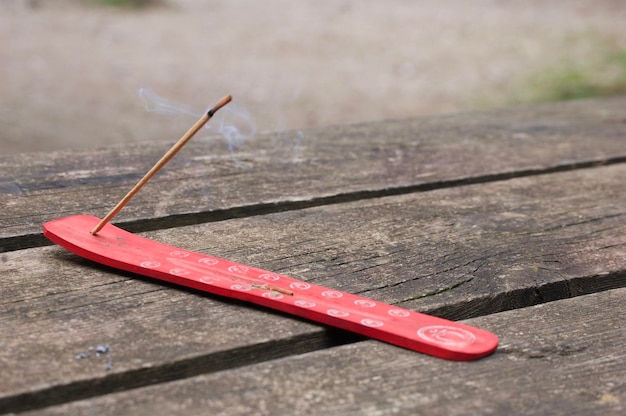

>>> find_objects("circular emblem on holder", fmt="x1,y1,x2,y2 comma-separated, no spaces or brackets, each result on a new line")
198,258,219,266
169,268,190,276
321,290,343,299
290,282,311,290
228,265,249,274
327,309,349,317
230,284,251,291
294,300,316,308
417,325,476,347
361,319,384,327
354,299,377,308
388,309,410,318
259,273,280,281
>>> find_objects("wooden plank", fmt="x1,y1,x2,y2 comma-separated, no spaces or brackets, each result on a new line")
32,288,626,416
1,164,624,412
2,96,626,251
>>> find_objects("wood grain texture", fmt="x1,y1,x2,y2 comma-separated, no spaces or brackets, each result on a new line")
31,288,626,416
1,164,624,412
2,96,626,251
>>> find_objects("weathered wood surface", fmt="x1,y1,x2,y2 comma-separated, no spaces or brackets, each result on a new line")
2,164,624,413
32,287,626,416
2,97,626,251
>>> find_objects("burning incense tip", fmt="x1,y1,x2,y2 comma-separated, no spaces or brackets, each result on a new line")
208,94,232,117
90,94,233,235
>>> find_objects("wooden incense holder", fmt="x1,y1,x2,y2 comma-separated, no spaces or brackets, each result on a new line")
44,215,498,361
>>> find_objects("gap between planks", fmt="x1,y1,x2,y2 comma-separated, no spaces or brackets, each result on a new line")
0,329,363,414
2,154,626,254
34,288,626,416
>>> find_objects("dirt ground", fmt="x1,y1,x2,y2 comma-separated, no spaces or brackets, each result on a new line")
1,0,625,155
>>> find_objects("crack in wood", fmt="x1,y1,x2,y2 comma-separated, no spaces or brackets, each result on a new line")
538,213,625,233
497,344,589,360
420,270,626,321
11,172,143,193
0,279,129,307
46,287,166,315
360,256,491,295
395,276,476,303
0,330,363,414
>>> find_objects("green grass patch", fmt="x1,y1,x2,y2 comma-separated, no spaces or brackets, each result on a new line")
85,0,162,8
515,49,626,104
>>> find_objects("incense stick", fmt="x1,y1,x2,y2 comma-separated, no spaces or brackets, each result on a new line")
91,94,232,235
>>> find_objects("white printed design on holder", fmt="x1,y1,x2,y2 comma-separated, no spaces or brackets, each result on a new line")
290,282,311,290
199,275,221,284
417,325,476,347
321,290,343,299
228,265,249,274
361,319,384,328
169,268,190,276
354,299,377,308
198,258,219,266
169,250,190,258
140,261,160,269
230,284,252,291
327,309,349,317
388,309,411,318
259,273,280,281
262,291,284,299
294,300,316,308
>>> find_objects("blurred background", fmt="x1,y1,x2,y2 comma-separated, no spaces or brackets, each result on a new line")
1,0,625,154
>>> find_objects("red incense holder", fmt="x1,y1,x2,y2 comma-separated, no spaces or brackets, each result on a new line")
44,215,498,361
